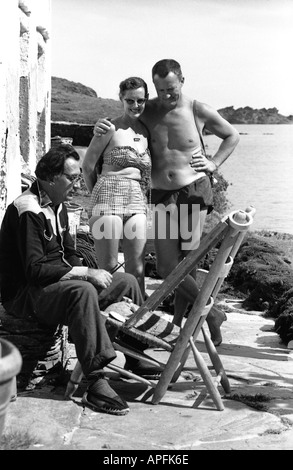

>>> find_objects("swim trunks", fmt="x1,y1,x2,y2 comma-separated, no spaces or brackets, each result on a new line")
151,175,214,215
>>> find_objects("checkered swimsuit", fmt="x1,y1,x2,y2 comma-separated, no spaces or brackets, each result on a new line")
89,146,151,219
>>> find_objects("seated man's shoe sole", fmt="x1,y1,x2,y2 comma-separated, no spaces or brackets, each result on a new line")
124,363,162,380
82,391,129,416
82,375,129,416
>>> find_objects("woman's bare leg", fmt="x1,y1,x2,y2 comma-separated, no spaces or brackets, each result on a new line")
90,215,123,272
123,213,147,297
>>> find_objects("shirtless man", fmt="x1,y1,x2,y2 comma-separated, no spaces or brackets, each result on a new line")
94,59,240,345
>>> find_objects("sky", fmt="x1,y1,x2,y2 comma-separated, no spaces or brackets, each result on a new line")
51,0,293,116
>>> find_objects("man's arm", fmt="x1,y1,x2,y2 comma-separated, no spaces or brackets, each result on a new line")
193,101,240,173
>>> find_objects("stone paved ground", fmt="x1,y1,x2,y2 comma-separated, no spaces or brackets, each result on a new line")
2,280,293,454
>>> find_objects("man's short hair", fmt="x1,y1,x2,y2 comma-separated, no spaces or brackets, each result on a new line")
152,59,183,80
35,144,80,181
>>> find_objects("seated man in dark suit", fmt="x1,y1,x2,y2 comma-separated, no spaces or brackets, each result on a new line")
0,144,158,416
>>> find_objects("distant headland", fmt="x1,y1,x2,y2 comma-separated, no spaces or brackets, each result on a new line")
217,105,293,125
51,77,293,146
51,77,293,125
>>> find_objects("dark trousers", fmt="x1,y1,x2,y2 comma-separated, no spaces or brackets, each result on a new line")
6,272,143,378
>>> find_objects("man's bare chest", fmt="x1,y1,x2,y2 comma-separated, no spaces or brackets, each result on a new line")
150,115,200,151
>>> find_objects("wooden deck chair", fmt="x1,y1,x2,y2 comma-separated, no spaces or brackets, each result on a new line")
65,207,255,411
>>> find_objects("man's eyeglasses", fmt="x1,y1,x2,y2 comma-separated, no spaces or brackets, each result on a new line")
124,98,147,106
63,173,82,184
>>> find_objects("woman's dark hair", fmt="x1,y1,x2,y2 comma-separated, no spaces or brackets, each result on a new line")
152,59,183,80
119,77,149,99
35,144,80,181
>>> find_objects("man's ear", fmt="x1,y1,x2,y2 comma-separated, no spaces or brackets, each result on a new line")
181,76,185,84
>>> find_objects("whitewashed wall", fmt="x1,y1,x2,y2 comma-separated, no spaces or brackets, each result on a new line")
0,0,51,225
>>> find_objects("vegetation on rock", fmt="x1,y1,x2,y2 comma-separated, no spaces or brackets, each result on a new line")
226,233,293,315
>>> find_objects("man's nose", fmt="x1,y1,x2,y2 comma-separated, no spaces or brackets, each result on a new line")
73,180,81,189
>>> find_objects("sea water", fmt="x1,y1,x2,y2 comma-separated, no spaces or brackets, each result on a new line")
204,124,293,234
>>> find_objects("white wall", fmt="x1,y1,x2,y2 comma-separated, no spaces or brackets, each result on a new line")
0,0,51,225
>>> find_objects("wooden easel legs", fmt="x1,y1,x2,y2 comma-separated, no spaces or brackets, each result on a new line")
201,327,230,394
189,337,224,411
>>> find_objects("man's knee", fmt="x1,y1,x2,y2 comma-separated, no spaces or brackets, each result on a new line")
113,272,137,288
111,272,143,306
70,280,98,301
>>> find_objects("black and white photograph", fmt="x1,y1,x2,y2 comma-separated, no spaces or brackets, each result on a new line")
0,0,292,454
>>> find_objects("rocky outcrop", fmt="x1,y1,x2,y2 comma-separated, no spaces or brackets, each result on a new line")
52,77,97,98
274,289,293,344
218,106,293,125
225,234,293,312
220,233,293,344
51,76,122,125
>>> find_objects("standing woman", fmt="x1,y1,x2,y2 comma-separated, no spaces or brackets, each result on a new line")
82,77,151,297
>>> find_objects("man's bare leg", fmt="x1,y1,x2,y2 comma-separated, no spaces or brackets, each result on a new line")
154,207,199,325
154,207,226,344
173,207,205,326
155,235,199,326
